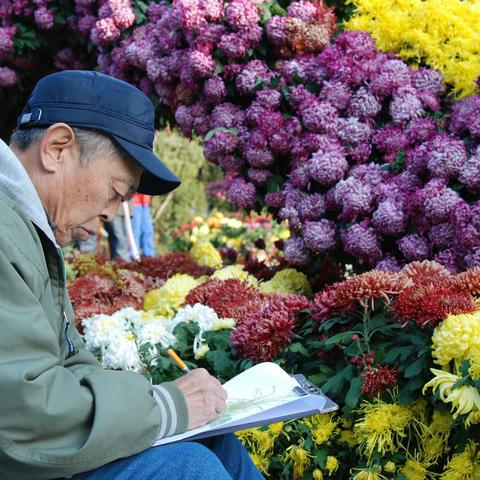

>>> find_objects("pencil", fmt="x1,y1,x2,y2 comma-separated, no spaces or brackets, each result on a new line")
167,348,190,373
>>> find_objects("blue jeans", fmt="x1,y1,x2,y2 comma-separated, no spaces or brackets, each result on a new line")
131,205,156,257
71,434,264,479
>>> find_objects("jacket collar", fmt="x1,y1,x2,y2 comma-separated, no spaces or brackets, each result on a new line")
0,138,58,246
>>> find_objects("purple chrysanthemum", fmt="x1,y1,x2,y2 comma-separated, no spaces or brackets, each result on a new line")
283,236,312,266
227,177,256,208
307,137,348,186
428,223,456,250
459,149,480,193
372,199,406,236
343,222,382,264
370,59,412,98
0,66,17,87
34,6,55,29
225,0,258,31
248,167,271,185
389,86,424,124
319,80,352,110
335,177,375,220
350,87,381,119
298,193,326,221
337,117,373,145
373,126,409,153
300,99,339,134
397,234,430,261
375,256,403,272
404,117,437,144
203,76,226,104
303,219,337,252
426,134,467,179
449,95,480,140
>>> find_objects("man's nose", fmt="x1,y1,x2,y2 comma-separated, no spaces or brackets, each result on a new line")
101,199,121,223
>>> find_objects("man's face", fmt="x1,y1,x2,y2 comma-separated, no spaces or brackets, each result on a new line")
53,148,141,246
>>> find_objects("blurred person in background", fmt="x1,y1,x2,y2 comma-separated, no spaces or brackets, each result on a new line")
132,192,156,257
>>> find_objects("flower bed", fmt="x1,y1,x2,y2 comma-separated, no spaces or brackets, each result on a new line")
68,250,480,478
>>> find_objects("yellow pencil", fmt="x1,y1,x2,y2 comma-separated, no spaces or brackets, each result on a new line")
167,348,190,373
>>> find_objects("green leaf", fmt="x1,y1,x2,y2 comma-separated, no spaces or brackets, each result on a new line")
404,355,427,378
288,342,310,356
384,345,415,363
345,377,362,409
321,365,355,396
323,331,359,347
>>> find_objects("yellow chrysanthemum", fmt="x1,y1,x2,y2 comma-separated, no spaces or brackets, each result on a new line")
313,469,323,480
325,456,339,475
212,318,236,330
189,241,223,269
268,422,284,439
338,428,357,447
284,444,312,480
260,268,312,296
302,413,338,446
423,369,480,427
469,355,480,381
143,274,199,317
210,265,258,286
194,344,209,360
399,459,428,480
355,399,412,459
420,411,452,463
431,311,480,367
440,441,480,480
249,453,270,475
344,0,480,98
383,461,396,473
351,466,387,480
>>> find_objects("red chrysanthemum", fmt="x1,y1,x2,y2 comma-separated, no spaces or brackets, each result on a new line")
361,364,398,397
394,283,476,328
334,270,411,308
232,307,298,362
265,294,311,315
311,287,344,325
184,279,265,323
401,260,452,285
311,270,410,325
119,252,213,281
452,267,480,296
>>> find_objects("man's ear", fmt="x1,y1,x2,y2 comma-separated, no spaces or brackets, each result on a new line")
39,123,77,173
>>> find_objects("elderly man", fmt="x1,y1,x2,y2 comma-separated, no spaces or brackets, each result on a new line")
0,71,264,480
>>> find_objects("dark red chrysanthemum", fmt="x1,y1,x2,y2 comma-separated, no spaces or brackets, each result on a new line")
361,364,398,397
311,287,343,325
184,279,265,323
232,308,298,362
394,283,476,328
68,272,144,332
231,293,307,361
118,252,213,280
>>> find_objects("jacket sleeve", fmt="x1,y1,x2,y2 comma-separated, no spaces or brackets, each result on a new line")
0,246,188,480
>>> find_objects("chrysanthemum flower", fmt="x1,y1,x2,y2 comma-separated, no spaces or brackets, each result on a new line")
401,260,452,283
361,365,399,397
355,398,413,459
260,268,312,296
424,369,480,427
143,274,200,318
189,241,223,268
440,441,480,480
431,311,480,366
452,267,480,296
394,283,476,328
184,278,264,321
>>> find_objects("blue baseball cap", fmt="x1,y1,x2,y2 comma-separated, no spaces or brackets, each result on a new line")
17,70,180,195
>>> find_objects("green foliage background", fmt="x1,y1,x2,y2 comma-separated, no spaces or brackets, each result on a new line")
152,129,222,252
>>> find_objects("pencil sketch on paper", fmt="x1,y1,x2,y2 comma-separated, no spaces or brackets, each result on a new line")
208,385,298,427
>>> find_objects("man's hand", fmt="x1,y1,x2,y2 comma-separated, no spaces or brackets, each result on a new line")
174,368,228,430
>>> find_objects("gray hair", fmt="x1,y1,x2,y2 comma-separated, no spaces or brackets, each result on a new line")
9,127,132,167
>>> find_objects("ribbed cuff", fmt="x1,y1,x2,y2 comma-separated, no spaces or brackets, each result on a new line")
152,382,189,438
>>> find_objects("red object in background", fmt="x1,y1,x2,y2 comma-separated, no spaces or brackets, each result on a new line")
133,193,152,206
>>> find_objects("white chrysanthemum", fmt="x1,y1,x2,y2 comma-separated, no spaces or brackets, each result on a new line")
173,304,219,332
82,314,128,350
102,332,142,371
113,307,143,327
173,304,220,353
137,320,177,349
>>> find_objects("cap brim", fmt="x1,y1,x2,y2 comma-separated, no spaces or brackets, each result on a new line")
114,136,181,195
